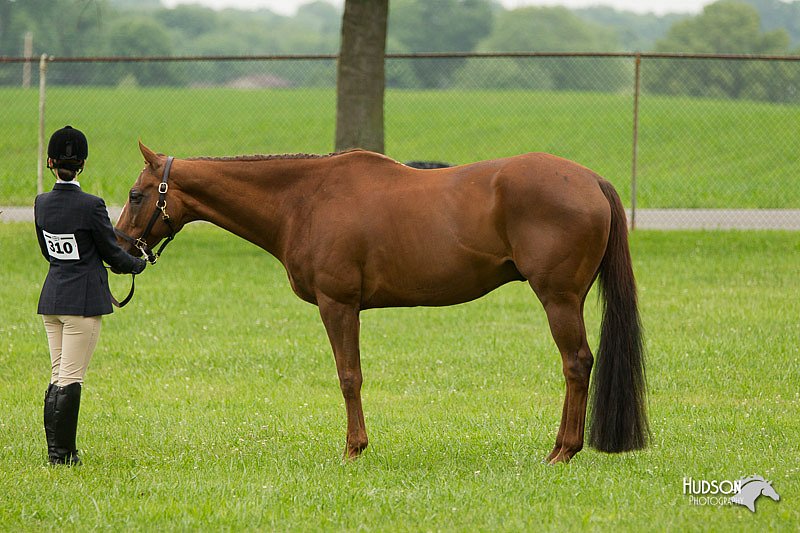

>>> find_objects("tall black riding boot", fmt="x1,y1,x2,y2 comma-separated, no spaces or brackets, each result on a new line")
50,382,82,465
43,383,58,462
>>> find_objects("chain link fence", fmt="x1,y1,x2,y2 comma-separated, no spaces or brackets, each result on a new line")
1,52,799,229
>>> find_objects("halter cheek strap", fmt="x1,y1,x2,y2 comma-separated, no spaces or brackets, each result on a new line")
137,156,174,261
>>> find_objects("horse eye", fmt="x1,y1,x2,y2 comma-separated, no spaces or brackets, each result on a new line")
129,190,143,204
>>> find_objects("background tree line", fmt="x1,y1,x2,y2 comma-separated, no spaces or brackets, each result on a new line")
2,0,800,101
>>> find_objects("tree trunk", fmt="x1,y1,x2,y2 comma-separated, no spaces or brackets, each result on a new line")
335,0,389,153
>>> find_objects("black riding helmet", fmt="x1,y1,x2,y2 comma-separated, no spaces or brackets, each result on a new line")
47,125,88,171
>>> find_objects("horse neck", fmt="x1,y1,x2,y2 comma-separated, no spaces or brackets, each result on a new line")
738,482,763,499
177,157,318,259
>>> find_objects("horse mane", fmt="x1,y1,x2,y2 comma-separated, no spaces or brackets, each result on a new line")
738,475,767,487
185,148,365,163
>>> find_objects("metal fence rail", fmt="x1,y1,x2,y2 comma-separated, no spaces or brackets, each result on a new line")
1,52,799,229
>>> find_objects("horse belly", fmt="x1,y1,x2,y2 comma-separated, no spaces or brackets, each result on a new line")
360,240,523,309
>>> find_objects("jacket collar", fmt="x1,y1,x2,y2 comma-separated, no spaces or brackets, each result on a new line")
52,182,82,191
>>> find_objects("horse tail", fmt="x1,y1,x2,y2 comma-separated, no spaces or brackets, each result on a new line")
588,179,649,453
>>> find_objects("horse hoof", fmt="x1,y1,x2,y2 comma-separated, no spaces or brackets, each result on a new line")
547,453,571,465
342,444,367,461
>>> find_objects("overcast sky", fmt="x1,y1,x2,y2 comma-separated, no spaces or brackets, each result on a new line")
160,0,715,16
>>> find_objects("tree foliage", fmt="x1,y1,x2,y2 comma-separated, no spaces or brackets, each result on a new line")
388,0,494,87
746,0,800,46
455,6,628,91
647,0,799,102
573,7,688,52
654,0,788,54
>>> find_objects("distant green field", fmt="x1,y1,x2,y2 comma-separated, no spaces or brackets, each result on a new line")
1,87,799,208
1,224,798,530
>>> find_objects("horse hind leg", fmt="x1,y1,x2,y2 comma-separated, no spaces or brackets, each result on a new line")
539,292,593,464
508,213,606,463
545,380,570,463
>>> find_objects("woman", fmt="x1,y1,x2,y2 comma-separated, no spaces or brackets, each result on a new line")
35,125,147,465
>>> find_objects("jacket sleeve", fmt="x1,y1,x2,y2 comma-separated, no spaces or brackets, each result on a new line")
91,198,144,274
34,197,51,262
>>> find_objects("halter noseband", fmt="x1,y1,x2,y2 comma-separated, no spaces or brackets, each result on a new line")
115,156,177,265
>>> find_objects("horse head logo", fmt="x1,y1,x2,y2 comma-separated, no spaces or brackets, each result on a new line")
730,475,780,513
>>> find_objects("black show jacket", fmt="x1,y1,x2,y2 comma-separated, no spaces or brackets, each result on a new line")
35,183,143,316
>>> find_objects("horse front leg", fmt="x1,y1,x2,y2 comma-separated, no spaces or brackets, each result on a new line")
317,294,368,459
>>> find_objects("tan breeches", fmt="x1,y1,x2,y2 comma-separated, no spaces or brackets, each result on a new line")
42,315,102,386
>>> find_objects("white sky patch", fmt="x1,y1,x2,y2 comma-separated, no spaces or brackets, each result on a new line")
159,0,712,16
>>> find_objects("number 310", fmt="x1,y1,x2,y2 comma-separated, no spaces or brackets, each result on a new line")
49,241,74,254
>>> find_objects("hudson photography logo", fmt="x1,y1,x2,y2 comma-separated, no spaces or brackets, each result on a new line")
682,475,781,512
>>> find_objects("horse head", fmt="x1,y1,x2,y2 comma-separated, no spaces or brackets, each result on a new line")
760,480,780,502
115,142,190,260
731,475,780,512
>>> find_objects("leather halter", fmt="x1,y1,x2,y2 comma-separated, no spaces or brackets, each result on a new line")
111,157,177,308
115,156,177,265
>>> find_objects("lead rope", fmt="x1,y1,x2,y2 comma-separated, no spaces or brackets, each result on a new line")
109,272,136,308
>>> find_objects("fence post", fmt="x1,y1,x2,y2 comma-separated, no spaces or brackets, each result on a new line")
630,53,641,231
22,32,33,88
37,54,49,195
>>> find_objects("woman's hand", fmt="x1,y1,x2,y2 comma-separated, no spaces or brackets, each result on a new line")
131,258,147,275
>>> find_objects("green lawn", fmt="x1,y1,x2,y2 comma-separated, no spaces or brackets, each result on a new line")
1,87,799,208
1,223,798,530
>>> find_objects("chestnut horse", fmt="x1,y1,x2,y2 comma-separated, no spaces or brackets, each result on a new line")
115,142,648,464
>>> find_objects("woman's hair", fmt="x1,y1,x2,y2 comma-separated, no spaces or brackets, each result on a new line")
50,159,84,181
55,167,79,181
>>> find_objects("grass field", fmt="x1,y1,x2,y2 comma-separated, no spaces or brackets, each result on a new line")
0,223,798,530
1,87,799,208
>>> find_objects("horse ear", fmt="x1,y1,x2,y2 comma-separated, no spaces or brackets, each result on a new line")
139,141,162,170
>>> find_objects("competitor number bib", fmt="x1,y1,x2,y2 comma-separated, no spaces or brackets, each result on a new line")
42,230,80,260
